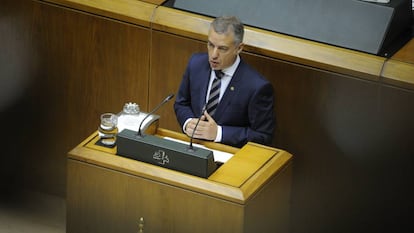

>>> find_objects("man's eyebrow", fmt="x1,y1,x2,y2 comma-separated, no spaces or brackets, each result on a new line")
208,40,216,46
208,41,229,49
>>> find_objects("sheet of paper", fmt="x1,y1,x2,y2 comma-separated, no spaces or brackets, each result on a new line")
163,137,234,163
117,114,159,133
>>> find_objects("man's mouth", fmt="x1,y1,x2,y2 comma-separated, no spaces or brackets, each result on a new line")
210,60,219,67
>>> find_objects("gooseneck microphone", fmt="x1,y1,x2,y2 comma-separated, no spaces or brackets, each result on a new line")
137,93,175,137
188,104,207,152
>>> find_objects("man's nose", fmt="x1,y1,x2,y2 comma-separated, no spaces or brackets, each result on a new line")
212,48,219,58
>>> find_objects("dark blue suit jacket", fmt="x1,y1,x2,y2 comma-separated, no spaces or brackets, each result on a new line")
174,53,275,148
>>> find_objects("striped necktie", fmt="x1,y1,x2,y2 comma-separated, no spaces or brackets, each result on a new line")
206,70,224,116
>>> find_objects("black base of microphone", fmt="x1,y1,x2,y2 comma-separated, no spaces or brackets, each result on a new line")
116,129,217,178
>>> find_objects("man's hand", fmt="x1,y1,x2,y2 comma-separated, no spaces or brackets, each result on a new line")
185,112,217,141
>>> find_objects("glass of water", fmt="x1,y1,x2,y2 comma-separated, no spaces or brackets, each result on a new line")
98,113,118,146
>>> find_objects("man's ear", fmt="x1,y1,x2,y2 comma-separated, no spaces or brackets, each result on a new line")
237,43,244,54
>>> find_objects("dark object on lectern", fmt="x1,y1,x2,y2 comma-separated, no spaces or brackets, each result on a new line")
116,129,217,178
164,0,413,57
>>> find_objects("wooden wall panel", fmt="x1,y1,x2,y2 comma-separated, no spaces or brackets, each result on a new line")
149,30,206,132
2,0,151,196
241,54,378,232
245,52,414,232
0,0,36,195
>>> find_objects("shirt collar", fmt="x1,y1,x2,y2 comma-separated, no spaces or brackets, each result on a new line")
221,55,240,77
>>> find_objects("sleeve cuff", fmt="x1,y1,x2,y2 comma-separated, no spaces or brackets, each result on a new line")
215,125,222,142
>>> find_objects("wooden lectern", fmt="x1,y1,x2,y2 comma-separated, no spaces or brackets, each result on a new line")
67,124,293,233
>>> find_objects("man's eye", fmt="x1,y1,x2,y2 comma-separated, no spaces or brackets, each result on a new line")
218,47,228,52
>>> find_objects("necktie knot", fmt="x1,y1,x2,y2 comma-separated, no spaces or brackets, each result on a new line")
214,70,225,79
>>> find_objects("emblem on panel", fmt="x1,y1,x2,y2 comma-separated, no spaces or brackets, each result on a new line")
152,150,170,165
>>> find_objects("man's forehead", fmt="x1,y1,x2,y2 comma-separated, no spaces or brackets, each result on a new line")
208,29,235,46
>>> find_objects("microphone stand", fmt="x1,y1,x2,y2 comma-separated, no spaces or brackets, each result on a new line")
137,94,174,137
188,106,206,152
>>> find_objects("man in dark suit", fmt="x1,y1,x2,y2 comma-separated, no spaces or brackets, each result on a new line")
174,16,275,148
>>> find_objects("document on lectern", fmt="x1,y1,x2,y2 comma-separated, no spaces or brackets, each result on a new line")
163,137,234,163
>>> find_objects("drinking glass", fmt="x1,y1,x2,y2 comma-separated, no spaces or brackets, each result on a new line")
98,113,118,146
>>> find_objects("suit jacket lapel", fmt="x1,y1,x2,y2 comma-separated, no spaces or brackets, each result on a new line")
214,61,244,121
198,64,211,113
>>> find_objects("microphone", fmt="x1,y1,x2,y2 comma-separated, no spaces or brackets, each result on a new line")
137,93,175,137
188,104,207,152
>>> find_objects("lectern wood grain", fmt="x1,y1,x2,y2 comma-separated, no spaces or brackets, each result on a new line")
67,128,292,233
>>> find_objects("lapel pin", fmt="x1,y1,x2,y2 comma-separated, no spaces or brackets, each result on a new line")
230,86,235,91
